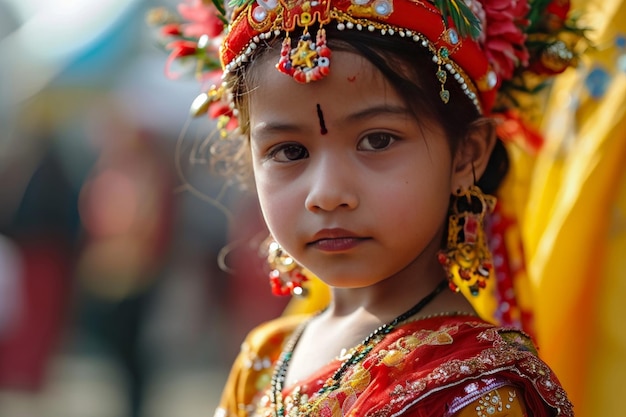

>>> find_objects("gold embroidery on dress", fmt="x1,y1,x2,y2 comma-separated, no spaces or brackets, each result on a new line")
376,327,456,368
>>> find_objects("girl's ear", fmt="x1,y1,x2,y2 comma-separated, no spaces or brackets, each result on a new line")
451,117,497,191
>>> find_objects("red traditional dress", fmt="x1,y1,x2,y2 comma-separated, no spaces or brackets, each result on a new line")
214,314,572,417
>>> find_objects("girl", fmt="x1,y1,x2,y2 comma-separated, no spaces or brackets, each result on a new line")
152,0,582,415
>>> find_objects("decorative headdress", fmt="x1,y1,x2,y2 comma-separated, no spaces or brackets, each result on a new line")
147,0,587,328
148,0,586,132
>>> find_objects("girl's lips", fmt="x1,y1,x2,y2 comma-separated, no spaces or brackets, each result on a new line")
308,229,369,252
310,237,369,252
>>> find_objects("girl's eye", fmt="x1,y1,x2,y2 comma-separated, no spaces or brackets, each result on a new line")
268,143,309,162
358,133,397,151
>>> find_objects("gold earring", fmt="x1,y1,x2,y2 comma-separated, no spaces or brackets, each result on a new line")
438,185,496,296
265,237,308,297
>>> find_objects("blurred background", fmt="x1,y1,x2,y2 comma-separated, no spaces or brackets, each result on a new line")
0,0,288,416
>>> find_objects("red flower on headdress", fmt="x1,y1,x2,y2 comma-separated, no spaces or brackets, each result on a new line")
472,0,530,81
165,39,198,79
161,1,225,80
177,0,224,38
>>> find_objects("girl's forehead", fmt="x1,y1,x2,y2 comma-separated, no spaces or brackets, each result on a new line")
249,50,395,110
246,50,438,140
254,49,380,86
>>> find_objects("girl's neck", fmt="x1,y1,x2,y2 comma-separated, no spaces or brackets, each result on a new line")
324,257,464,324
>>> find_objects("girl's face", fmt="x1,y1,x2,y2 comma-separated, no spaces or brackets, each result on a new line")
249,50,461,289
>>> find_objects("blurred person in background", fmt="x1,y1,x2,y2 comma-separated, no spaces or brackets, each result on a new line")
0,128,79,392
72,98,177,417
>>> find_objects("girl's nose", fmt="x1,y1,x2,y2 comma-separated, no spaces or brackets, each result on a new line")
304,155,359,212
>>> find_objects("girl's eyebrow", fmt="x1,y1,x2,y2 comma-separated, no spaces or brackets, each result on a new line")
251,121,305,142
345,104,410,122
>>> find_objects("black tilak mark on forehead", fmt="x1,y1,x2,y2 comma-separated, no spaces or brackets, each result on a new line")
316,103,328,135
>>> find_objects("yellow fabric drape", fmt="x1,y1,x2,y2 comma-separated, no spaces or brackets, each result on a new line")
524,1,626,415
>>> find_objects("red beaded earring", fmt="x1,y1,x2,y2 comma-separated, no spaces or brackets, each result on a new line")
265,238,308,297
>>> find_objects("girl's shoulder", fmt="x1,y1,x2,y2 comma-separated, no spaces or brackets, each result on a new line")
214,314,312,417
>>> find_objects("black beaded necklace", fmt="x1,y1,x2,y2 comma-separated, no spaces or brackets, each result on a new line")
270,279,448,417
